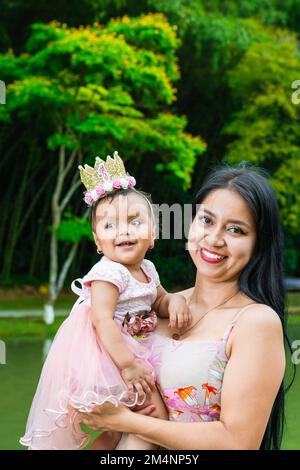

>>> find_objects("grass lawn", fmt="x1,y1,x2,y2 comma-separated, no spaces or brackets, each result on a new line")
0,291,299,450
0,295,76,311
0,291,299,339
0,316,66,338
287,292,300,314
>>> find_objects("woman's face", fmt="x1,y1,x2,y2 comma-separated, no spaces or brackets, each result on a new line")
188,188,257,283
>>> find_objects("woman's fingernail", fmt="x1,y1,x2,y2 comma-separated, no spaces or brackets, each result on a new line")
150,405,156,411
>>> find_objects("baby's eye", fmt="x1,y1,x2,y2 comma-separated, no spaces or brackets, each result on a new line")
131,219,141,226
105,222,115,229
228,226,245,235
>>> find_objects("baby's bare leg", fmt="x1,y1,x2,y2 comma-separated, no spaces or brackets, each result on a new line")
91,431,122,450
119,388,168,450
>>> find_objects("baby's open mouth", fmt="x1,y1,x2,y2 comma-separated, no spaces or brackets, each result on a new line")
116,241,136,247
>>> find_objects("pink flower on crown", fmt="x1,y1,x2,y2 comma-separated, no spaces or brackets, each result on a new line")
84,192,94,206
103,181,113,192
127,176,136,188
96,185,105,196
113,178,122,189
120,177,128,189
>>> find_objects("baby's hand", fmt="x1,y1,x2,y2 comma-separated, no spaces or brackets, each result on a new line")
121,361,155,400
168,294,192,331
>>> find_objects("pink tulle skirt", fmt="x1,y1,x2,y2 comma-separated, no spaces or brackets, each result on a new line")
20,300,156,450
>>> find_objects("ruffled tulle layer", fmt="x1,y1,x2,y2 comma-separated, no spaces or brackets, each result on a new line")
20,299,155,450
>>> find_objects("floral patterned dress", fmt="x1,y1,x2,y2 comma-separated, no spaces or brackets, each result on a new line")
153,304,255,423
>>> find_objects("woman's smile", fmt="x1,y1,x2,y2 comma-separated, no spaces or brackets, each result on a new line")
200,248,228,264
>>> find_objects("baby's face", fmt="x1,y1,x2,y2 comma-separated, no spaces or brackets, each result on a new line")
93,192,155,266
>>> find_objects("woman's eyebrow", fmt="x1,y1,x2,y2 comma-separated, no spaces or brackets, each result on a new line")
203,209,252,229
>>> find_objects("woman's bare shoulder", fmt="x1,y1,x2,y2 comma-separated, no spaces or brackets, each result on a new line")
227,303,284,360
232,303,283,341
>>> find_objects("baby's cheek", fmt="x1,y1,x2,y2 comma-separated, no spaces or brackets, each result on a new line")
139,226,152,240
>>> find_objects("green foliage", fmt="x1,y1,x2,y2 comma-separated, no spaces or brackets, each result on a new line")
1,0,300,285
0,15,205,188
0,12,205,278
58,212,93,243
224,28,300,238
271,159,300,237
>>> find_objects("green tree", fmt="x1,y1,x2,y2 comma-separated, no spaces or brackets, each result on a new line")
0,14,205,318
224,29,300,232
1,0,300,288
222,27,300,274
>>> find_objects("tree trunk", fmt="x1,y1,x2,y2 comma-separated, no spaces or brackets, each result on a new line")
1,142,35,281
47,144,66,317
29,187,52,278
46,143,79,323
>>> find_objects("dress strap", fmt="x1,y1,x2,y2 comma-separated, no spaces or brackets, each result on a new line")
221,303,257,342
71,278,84,297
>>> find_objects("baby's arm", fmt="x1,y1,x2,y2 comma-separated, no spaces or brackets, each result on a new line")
152,285,192,330
90,280,154,397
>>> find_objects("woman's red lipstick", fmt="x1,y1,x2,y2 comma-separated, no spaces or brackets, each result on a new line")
200,248,227,264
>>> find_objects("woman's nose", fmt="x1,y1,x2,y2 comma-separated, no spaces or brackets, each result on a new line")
205,227,225,246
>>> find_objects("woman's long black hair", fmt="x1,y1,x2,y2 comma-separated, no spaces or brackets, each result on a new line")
192,162,295,450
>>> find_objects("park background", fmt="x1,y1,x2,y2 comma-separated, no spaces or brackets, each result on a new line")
0,0,299,449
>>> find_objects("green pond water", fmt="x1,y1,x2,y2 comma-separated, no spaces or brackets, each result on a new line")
0,324,299,450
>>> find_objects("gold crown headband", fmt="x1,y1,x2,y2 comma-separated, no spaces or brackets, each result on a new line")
78,151,136,206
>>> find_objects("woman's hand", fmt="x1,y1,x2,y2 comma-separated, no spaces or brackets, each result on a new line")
168,294,192,330
79,402,131,432
79,402,156,433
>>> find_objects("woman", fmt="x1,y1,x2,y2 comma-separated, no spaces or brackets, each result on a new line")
80,164,290,450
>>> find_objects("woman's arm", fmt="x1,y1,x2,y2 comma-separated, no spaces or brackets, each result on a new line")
82,305,285,449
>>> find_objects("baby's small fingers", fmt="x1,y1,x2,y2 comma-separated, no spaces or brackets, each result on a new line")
126,382,134,395
183,312,190,327
177,314,185,330
141,380,152,396
168,315,177,329
134,382,145,400
180,312,187,325
145,374,155,390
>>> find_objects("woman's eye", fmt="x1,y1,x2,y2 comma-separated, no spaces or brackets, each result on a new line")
105,222,115,229
228,226,245,235
131,219,141,226
199,216,211,225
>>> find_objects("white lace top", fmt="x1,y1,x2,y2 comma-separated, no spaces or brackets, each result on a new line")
71,255,160,322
